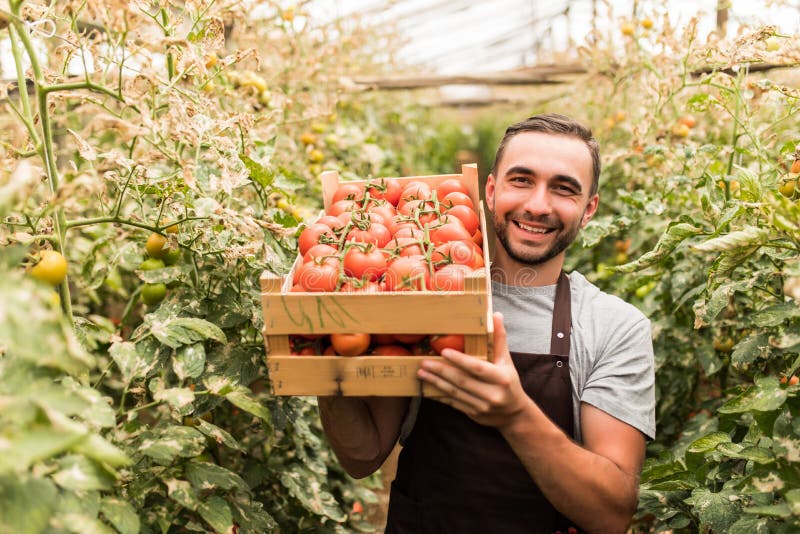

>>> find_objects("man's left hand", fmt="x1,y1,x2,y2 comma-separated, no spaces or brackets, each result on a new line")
417,312,531,429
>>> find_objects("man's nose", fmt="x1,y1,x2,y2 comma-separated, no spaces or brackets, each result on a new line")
522,185,553,216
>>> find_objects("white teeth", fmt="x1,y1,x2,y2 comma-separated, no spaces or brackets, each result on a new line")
516,221,549,233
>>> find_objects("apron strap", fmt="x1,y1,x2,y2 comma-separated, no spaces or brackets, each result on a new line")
549,271,571,356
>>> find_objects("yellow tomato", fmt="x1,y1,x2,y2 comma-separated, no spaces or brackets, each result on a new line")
29,250,68,286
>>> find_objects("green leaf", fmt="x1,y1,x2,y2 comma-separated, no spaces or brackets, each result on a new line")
224,387,272,423
0,475,58,534
151,318,227,349
139,426,207,464
687,431,731,453
733,165,762,202
719,377,788,414
52,455,115,491
716,442,774,464
0,427,86,473
154,387,196,412
281,464,346,522
616,222,702,273
728,515,772,534
72,434,131,467
731,333,771,371
173,343,206,380
693,226,769,252
743,503,791,518
229,500,277,532
100,497,141,534
186,461,248,491
241,154,274,188
197,496,234,534
109,341,157,384
751,303,800,328
689,488,741,531
785,488,800,515
54,513,116,534
195,418,245,452
165,478,200,510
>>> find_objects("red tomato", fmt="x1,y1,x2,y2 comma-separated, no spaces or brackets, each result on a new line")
332,182,365,204
343,246,388,281
328,199,360,217
398,182,432,209
323,345,336,355
372,334,396,344
297,347,316,356
434,178,469,200
366,178,402,206
432,241,484,270
430,334,465,354
472,229,483,247
316,215,346,232
298,223,335,256
444,205,479,236
439,191,474,210
331,333,371,356
389,236,425,257
393,222,424,241
339,279,382,293
428,222,473,246
372,344,412,356
296,261,340,292
367,201,397,224
385,256,432,291
346,223,392,248
432,264,473,291
399,199,438,225
303,243,339,263
394,334,426,344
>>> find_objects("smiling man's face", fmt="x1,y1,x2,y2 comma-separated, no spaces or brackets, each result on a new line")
486,131,598,283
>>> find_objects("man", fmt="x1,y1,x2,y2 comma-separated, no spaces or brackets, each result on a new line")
318,114,656,534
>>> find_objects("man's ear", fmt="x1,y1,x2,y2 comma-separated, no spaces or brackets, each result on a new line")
581,194,599,228
485,174,496,212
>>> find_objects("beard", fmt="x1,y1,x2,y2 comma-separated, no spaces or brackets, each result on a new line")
493,211,582,267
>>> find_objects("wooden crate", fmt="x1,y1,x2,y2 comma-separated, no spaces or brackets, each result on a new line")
260,164,494,396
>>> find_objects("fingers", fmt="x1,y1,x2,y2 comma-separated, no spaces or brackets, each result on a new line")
491,311,511,365
417,365,489,413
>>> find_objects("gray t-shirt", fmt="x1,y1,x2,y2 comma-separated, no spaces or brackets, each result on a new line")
400,271,656,443
491,271,656,441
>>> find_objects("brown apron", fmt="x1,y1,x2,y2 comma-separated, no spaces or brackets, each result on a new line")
386,272,580,534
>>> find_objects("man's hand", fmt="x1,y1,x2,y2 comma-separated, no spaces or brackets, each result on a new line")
417,312,532,429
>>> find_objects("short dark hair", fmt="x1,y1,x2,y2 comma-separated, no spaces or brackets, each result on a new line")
491,113,601,196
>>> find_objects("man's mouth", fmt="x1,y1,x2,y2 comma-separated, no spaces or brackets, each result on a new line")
512,220,555,234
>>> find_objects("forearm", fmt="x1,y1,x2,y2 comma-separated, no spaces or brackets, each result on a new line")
500,401,639,533
318,396,408,478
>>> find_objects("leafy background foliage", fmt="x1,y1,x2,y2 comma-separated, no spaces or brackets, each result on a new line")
1,0,800,532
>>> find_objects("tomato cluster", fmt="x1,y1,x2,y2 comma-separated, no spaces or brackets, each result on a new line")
294,177,484,293
289,177,485,357
289,332,465,357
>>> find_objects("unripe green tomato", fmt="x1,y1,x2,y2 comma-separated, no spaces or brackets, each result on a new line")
163,248,181,266
139,258,165,271
779,178,796,198
29,250,68,286
141,283,167,305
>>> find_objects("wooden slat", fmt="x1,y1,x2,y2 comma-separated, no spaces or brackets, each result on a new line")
262,291,488,334
267,355,455,396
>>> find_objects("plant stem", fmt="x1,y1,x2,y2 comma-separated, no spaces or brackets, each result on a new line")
10,4,74,322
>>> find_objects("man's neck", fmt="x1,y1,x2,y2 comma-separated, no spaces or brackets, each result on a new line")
489,252,564,287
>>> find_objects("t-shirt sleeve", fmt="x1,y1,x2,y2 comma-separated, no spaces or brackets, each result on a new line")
580,316,656,440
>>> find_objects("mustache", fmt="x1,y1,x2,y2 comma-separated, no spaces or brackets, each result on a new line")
505,213,563,230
